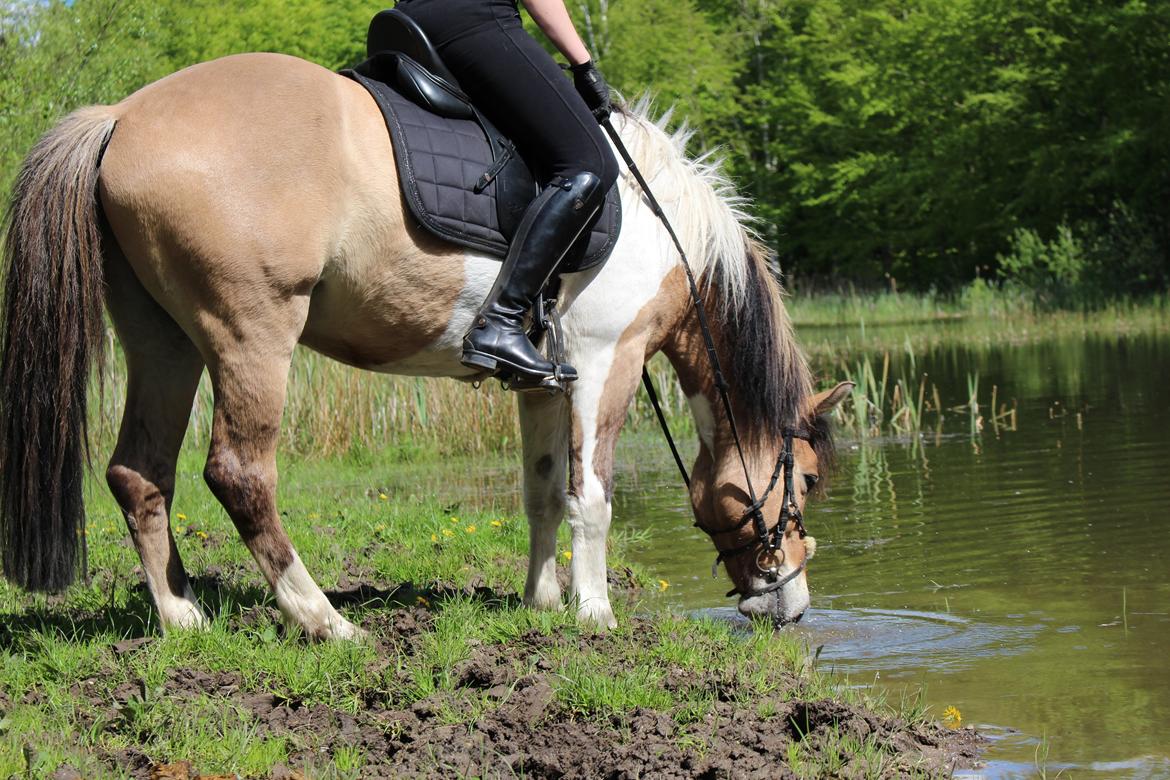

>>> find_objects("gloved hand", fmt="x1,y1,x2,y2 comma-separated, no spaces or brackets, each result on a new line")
569,61,611,121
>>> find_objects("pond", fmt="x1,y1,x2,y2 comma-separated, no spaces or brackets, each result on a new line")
616,324,1170,778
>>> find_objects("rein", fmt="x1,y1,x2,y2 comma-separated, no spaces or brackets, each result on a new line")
603,117,809,600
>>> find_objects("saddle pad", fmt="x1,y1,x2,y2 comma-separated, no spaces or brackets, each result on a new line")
343,69,621,272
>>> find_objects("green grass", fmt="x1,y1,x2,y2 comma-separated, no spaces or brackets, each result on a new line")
0,449,959,778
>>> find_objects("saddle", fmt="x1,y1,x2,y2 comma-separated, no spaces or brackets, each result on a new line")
341,10,621,273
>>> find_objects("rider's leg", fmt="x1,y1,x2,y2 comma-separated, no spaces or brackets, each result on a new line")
460,170,604,381
398,0,619,384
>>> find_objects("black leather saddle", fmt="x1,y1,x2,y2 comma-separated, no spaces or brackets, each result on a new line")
365,10,470,119
342,9,621,271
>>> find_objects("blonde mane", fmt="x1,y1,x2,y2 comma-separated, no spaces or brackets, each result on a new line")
612,97,813,438
612,96,767,314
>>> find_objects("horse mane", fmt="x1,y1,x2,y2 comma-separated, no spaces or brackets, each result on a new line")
614,99,814,443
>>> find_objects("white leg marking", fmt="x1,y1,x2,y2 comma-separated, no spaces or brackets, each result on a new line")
273,551,360,641
149,575,208,631
566,371,618,630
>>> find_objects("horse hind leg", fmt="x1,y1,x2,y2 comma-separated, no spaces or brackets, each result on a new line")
202,340,359,641
104,250,207,630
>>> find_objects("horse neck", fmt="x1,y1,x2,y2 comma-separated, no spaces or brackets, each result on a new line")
661,295,750,463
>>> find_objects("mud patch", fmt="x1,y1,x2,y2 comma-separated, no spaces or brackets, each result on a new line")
73,606,981,779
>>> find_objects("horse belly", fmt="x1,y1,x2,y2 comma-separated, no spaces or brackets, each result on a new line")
299,250,500,377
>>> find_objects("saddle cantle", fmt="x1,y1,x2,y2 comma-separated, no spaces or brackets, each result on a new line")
341,9,621,272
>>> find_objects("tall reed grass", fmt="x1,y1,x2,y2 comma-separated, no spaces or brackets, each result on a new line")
829,350,1016,439
89,339,691,460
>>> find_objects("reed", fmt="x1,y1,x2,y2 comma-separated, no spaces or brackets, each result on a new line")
828,353,1014,439
89,339,691,460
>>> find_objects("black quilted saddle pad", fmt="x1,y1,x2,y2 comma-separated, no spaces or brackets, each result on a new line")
342,68,621,272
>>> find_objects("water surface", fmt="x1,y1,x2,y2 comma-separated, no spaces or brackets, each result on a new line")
615,328,1170,777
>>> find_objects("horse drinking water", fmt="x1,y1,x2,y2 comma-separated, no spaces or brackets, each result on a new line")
0,52,848,639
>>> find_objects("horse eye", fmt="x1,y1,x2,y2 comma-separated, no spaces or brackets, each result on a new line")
803,474,819,491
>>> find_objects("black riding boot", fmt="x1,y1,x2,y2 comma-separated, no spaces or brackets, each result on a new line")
461,171,605,386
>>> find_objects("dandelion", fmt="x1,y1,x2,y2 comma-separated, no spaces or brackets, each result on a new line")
561,550,572,561
658,579,670,592
942,706,962,729
442,529,455,538
450,517,459,524
175,526,186,535
195,530,209,540
431,533,438,543
490,520,503,528
176,513,188,521
416,596,429,607
375,524,386,533
378,493,388,501
465,525,476,534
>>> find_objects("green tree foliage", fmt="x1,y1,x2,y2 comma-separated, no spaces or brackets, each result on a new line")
3,0,1169,297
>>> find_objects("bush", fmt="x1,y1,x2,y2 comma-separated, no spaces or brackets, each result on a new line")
996,205,1168,309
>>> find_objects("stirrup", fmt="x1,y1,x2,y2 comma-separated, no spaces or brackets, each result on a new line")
501,364,575,395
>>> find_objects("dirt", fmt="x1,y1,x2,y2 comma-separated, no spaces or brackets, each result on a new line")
57,604,981,779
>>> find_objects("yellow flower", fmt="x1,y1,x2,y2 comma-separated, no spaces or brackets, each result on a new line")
658,579,670,592
175,526,186,535
176,513,188,521
308,512,320,520
490,520,503,528
375,524,385,533
450,517,459,524
465,525,476,534
431,533,438,543
561,550,572,561
416,596,429,607
195,530,208,540
442,529,455,538
378,493,388,501
942,706,962,729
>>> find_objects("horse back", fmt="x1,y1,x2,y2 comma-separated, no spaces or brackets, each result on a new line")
98,52,477,373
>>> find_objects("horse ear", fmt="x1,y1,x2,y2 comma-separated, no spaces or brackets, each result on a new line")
810,382,854,416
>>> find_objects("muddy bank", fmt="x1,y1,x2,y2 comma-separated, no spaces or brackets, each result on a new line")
79,605,980,779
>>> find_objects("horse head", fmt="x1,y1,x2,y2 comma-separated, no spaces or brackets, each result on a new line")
688,383,851,625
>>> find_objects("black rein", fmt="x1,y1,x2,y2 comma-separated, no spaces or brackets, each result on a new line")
603,116,811,601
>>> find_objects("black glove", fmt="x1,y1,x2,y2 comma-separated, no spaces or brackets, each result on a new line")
569,61,611,121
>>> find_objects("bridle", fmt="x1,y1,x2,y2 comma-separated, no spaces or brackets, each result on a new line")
642,371,812,599
603,116,813,602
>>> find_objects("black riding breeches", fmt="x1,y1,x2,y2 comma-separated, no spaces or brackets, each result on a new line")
394,0,619,191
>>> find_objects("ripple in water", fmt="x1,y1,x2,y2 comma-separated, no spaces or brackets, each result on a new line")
697,606,1043,676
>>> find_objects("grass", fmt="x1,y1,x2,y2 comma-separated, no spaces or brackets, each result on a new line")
0,449,960,778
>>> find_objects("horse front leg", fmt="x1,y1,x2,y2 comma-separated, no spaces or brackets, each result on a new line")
518,392,570,610
567,349,644,629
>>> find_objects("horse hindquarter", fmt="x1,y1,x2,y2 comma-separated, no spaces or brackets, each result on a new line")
95,53,404,638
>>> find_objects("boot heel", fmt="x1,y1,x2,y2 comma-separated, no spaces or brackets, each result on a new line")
461,351,498,372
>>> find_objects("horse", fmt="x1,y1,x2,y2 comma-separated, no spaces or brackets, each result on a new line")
0,52,849,640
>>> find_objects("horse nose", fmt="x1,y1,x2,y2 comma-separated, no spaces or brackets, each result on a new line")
770,609,805,628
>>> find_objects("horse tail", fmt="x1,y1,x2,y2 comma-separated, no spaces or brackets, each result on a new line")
1,106,118,592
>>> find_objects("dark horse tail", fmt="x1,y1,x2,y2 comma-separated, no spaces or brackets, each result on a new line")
1,106,117,591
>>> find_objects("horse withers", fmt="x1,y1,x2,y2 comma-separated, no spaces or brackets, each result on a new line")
0,52,849,639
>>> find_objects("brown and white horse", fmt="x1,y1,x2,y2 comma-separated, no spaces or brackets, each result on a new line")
0,53,847,639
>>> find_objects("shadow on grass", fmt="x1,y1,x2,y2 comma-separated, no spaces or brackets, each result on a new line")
0,574,521,648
